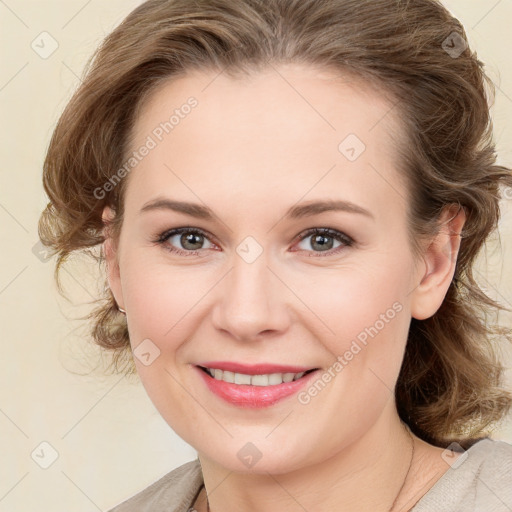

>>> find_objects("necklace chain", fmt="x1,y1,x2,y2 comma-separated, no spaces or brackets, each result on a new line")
205,427,415,512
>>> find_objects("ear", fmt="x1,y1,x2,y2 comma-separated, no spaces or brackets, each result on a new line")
102,206,125,311
410,205,466,320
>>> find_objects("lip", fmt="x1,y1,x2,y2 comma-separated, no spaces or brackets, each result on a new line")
197,361,317,375
194,364,320,408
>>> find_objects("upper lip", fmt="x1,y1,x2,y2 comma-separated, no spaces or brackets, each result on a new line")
197,361,319,375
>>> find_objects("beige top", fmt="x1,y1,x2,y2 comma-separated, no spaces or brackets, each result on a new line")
107,438,512,511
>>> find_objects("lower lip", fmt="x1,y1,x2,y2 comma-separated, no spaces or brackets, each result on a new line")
195,366,319,408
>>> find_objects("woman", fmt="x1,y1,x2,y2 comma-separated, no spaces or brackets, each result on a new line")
38,0,512,510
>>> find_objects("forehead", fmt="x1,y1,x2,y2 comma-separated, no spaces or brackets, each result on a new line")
124,64,408,222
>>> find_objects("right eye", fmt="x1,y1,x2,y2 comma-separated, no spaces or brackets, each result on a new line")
155,227,216,256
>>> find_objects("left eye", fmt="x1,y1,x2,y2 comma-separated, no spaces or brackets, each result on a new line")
294,228,353,255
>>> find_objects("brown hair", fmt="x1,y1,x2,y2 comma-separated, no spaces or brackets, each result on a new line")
38,0,512,448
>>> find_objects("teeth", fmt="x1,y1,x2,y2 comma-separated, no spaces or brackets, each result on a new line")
206,368,308,386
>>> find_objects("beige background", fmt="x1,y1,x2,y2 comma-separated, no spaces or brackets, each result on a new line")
0,1,511,510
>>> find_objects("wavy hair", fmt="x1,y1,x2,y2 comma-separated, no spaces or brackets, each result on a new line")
38,0,512,448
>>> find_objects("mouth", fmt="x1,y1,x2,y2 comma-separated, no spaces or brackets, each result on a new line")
195,363,321,408
197,365,319,386
194,361,320,409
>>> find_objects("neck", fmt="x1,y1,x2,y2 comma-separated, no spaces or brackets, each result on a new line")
198,403,417,512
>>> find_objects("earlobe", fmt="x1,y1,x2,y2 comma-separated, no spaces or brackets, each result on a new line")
410,205,466,320
102,206,124,310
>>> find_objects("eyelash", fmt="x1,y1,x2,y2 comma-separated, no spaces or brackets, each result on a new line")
153,227,354,258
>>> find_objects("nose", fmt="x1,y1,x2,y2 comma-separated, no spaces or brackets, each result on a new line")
211,251,291,342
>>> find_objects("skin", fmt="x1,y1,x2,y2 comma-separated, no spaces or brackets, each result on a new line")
103,64,465,512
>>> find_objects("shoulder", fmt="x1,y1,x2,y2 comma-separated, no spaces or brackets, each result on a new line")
465,438,512,502
413,438,512,511
107,458,203,512
469,438,512,479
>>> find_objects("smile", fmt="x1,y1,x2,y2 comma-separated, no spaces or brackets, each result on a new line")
199,366,317,386
195,364,320,408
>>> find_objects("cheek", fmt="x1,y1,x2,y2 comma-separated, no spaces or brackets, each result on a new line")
296,253,412,389
120,253,213,341
295,257,410,340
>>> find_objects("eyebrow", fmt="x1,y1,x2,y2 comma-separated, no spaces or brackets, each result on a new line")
139,197,374,220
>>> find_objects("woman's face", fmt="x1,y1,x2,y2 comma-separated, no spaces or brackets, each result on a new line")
106,64,430,473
